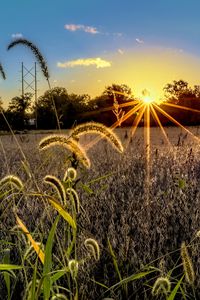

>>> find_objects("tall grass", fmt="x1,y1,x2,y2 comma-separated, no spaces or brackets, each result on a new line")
0,126,200,299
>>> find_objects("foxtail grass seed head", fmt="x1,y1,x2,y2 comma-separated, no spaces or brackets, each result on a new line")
0,175,24,191
39,135,90,168
84,238,100,261
181,241,195,285
71,122,124,153
7,38,49,80
63,167,77,181
68,259,79,280
152,277,171,296
66,188,80,213
0,63,6,80
44,175,66,206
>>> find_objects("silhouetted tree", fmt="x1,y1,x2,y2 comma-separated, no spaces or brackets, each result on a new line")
103,83,132,103
163,80,200,124
35,87,94,128
163,80,193,104
6,93,32,129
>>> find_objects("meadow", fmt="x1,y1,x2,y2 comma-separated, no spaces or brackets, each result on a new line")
0,126,200,299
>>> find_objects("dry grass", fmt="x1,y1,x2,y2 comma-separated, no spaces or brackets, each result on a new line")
0,126,200,299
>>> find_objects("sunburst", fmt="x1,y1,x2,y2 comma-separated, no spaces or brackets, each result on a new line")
82,89,200,202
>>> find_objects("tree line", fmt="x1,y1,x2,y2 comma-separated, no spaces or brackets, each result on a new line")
0,79,200,131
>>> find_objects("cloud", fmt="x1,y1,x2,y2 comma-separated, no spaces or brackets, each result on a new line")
118,49,124,55
64,24,99,34
57,57,111,69
11,33,23,39
136,38,144,44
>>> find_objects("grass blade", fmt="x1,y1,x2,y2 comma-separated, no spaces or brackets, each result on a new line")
48,197,76,229
0,264,22,270
167,276,184,300
43,216,59,300
3,249,11,300
107,238,122,281
16,215,45,264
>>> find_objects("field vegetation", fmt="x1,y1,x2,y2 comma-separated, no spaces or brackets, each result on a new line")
0,126,200,299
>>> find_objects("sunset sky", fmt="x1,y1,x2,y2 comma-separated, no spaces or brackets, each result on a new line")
1,0,200,105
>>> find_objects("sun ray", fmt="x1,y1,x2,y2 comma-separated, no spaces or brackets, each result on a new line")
145,104,150,195
153,103,200,142
150,104,172,148
111,102,144,129
80,100,140,119
162,102,200,114
125,104,146,149
84,102,144,151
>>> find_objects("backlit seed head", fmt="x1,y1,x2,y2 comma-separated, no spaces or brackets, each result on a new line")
44,175,66,206
181,241,195,285
71,122,124,153
84,238,100,261
68,259,79,280
39,135,90,168
0,175,24,191
63,167,77,181
66,188,80,214
152,277,171,296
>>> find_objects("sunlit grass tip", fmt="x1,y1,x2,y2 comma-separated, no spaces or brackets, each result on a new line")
84,238,100,261
7,38,49,80
68,259,79,280
152,276,171,296
0,175,24,191
66,188,80,214
181,241,195,285
71,122,124,153
44,175,66,206
39,135,90,168
63,167,77,181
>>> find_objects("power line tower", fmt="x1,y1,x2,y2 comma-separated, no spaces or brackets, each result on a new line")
21,62,38,128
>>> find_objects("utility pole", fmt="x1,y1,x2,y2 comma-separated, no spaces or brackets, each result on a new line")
21,62,38,129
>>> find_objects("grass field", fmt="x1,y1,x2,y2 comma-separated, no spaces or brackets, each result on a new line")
0,126,200,299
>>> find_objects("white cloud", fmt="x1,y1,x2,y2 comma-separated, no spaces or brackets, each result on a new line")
136,38,144,44
118,49,124,55
64,24,99,34
11,33,23,39
57,57,111,69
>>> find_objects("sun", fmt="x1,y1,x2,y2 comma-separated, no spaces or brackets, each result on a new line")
142,95,154,104
141,89,155,104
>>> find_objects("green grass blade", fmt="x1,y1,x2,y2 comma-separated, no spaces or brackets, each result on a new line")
50,268,69,285
3,249,11,300
108,270,156,292
0,264,22,270
43,216,59,300
167,276,184,300
107,238,122,281
48,197,76,229
30,256,39,300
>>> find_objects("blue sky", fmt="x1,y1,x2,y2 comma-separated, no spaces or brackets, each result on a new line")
1,0,200,104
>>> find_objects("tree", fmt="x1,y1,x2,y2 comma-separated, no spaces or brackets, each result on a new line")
163,80,192,104
162,80,200,124
103,83,132,103
6,93,32,129
35,87,94,128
